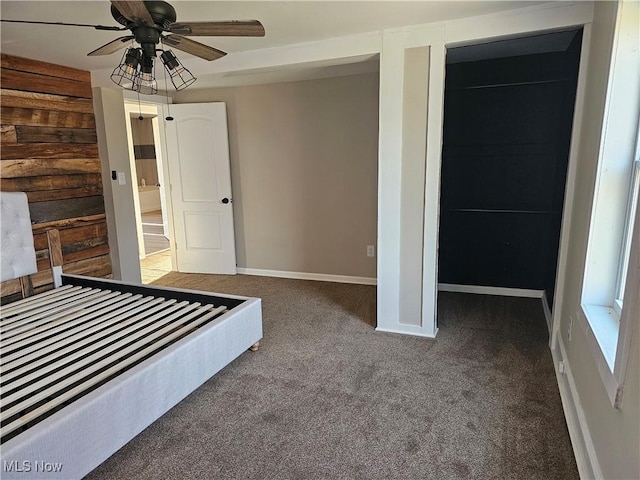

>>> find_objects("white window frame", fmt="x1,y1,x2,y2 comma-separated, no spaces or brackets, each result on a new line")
614,142,640,316
580,0,639,408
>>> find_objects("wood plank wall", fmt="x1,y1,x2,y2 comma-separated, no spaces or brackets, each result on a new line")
1,54,112,297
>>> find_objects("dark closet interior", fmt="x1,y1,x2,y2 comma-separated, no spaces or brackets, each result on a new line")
437,29,583,307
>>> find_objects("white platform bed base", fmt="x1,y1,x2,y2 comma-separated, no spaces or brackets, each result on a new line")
0,191,263,479
1,274,262,479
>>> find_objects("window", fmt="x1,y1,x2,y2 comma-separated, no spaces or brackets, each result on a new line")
614,137,640,315
581,0,639,408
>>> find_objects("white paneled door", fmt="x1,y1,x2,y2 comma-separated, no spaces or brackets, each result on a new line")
164,103,237,274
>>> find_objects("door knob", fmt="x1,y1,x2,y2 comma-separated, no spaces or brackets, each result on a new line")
221,197,230,204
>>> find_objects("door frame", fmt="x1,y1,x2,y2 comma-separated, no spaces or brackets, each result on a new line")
123,101,175,269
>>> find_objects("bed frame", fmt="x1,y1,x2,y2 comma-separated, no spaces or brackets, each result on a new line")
0,192,262,479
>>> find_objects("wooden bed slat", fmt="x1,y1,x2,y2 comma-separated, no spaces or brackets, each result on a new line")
2,298,198,389
1,292,119,347
0,284,77,318
1,294,159,365
1,300,197,407
1,289,117,339
1,287,102,328
1,304,227,435
0,295,165,371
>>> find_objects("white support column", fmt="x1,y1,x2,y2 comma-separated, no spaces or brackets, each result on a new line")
376,27,444,338
375,32,405,334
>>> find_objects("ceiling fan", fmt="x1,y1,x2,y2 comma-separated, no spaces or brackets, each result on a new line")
1,0,265,93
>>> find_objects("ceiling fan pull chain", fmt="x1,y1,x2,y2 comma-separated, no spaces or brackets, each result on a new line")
137,91,143,121
162,63,174,121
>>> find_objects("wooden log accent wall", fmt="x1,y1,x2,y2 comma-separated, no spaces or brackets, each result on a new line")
1,54,112,296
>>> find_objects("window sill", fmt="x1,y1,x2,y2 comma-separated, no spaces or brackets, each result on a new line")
582,304,619,370
578,304,621,406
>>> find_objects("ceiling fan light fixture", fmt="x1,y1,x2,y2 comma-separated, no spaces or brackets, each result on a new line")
160,50,196,91
134,54,158,95
111,47,142,90
5,1,265,96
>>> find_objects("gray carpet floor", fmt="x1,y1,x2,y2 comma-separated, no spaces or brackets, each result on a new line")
86,274,578,480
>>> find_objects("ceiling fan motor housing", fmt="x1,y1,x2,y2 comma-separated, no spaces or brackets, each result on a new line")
111,1,177,31
133,26,161,52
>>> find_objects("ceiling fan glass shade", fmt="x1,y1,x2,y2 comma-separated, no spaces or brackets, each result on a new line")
110,47,142,90
135,54,158,95
160,50,196,90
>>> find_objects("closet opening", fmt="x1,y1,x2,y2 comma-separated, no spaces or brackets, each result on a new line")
437,28,583,328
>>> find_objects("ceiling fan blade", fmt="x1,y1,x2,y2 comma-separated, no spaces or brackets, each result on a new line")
87,36,135,56
168,20,265,37
111,0,155,26
162,35,226,61
0,19,125,31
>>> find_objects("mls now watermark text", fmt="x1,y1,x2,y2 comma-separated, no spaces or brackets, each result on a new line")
3,460,63,473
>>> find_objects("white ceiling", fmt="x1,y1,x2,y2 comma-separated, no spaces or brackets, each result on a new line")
1,1,552,88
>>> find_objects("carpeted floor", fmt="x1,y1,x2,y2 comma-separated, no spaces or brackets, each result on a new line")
86,274,578,480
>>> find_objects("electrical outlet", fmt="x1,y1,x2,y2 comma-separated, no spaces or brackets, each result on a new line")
568,315,574,342
117,171,126,186
558,361,566,374
367,245,375,257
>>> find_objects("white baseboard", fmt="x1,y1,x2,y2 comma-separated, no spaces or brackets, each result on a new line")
541,291,553,336
375,326,438,338
552,337,602,480
438,283,544,298
236,267,377,286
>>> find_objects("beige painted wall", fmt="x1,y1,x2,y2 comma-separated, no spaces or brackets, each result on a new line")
558,2,640,478
176,73,379,279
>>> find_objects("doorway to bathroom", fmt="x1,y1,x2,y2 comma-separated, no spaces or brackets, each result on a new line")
124,101,173,283
130,115,168,255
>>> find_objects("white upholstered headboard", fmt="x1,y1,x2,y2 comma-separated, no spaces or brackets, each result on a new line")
1,191,38,282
